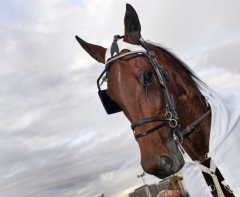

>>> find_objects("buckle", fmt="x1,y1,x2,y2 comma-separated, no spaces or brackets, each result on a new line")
148,51,156,58
165,111,178,128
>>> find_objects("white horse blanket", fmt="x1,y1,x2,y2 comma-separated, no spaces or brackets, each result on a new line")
182,84,240,197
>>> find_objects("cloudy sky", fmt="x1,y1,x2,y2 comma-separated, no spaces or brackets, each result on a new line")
1,0,240,197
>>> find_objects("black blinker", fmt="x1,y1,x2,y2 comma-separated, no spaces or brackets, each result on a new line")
98,90,122,114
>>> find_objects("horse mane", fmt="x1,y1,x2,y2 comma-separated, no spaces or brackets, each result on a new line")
147,40,206,87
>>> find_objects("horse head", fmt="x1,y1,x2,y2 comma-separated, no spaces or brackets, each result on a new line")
76,4,210,179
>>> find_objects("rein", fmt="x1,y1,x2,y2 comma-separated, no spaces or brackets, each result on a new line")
181,110,211,136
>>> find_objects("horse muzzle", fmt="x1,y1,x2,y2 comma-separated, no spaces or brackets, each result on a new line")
142,155,184,179
141,143,185,179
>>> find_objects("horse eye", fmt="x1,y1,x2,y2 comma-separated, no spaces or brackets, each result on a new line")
143,71,153,86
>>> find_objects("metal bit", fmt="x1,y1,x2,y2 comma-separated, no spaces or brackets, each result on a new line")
173,133,185,154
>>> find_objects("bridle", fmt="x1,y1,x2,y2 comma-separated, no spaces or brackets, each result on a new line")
97,35,211,153
130,39,180,139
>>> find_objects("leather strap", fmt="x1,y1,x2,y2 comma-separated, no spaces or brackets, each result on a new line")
181,110,211,136
131,116,169,130
134,122,169,139
105,50,146,66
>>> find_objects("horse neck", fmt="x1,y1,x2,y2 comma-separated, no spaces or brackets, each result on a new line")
174,67,211,161
180,88,211,160
153,45,211,160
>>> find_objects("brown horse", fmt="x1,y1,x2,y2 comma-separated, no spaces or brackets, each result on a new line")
75,4,234,197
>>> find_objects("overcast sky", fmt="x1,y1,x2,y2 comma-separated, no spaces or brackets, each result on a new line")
1,0,240,197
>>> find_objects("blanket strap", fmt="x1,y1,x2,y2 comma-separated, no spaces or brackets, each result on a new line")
199,159,225,197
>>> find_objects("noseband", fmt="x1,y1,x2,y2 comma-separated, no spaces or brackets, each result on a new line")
97,35,211,152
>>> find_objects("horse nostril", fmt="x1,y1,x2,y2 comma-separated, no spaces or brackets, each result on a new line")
160,156,172,171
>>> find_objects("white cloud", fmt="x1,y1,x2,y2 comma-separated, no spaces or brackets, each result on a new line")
194,37,240,72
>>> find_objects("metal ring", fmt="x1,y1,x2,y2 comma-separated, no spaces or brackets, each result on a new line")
169,119,177,128
209,184,215,192
173,132,178,141
165,111,172,119
175,130,183,144
224,185,233,193
149,51,156,58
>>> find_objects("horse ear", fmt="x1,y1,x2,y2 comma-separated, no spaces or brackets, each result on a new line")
75,35,106,64
124,4,141,44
